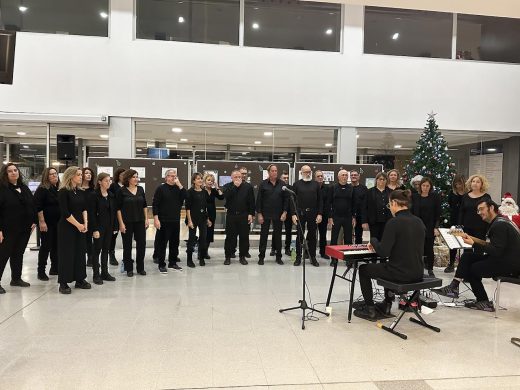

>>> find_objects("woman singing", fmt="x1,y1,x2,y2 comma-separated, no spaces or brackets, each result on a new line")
203,172,223,260
186,173,212,267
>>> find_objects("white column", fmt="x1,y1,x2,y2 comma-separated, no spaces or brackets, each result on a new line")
109,117,135,158
343,4,364,55
110,0,134,42
337,127,357,164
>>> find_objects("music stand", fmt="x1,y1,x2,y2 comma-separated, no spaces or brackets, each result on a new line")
279,191,329,329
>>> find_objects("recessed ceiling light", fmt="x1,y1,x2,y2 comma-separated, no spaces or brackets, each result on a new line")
100,134,109,139
252,22,260,30
172,127,183,133
254,141,262,144
166,143,178,148
17,131,26,136
325,143,333,147
178,16,185,23
52,162,62,166
22,145,29,149
136,148,143,152
180,138,188,142
356,134,360,139
100,11,108,18
264,132,272,136
394,144,402,149
242,152,248,155
487,148,497,152
392,32,399,40
19,6,28,12
325,28,333,35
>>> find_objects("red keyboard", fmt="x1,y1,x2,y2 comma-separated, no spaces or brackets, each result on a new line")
325,244,379,261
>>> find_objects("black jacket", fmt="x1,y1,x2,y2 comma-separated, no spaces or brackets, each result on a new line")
363,187,392,225
352,184,368,222
34,185,60,226
370,209,426,282
223,182,255,215
89,190,116,233
152,183,186,222
412,192,441,237
0,184,37,233
206,187,224,222
329,182,356,219
256,179,288,219
185,188,209,222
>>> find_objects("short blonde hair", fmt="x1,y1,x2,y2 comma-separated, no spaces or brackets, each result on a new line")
60,166,81,191
466,174,489,193
203,172,215,183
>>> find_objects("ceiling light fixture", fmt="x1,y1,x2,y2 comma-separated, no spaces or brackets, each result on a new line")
19,6,28,12
180,138,188,142
178,16,185,23
22,145,29,149
254,141,262,144
325,143,333,147
394,144,402,149
356,134,360,139
252,22,260,30
100,134,109,139
264,132,272,136
171,127,183,133
392,32,399,40
17,131,26,136
100,11,108,18
325,28,333,35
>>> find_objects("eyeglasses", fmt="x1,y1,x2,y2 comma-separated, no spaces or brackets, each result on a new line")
377,178,386,181
477,206,487,214
316,175,323,178
386,203,391,209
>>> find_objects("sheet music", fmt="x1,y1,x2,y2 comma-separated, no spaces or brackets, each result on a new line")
438,228,472,249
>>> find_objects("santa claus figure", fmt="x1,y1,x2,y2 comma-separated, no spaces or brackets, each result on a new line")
499,192,520,229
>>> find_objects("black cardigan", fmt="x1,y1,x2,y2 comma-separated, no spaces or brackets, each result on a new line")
89,190,117,233
411,192,441,237
33,185,60,226
363,186,392,225
0,184,37,233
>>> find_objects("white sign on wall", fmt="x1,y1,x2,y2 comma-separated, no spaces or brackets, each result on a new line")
469,153,503,203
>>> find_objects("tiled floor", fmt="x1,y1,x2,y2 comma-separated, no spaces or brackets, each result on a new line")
1,246,520,390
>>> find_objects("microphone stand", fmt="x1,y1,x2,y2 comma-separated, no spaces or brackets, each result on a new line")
279,191,329,329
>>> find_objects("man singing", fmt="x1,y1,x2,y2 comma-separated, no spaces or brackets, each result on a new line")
315,170,331,260
351,169,368,245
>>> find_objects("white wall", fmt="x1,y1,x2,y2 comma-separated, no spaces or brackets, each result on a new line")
1,1,520,133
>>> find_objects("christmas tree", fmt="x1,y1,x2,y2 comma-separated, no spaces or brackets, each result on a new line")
405,112,457,226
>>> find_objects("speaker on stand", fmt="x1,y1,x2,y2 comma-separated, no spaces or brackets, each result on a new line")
57,134,76,168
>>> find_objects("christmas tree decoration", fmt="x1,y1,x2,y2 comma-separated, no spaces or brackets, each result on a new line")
405,112,456,226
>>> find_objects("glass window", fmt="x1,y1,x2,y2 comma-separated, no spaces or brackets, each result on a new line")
136,0,239,45
244,0,341,52
0,0,109,36
364,7,453,59
457,14,520,64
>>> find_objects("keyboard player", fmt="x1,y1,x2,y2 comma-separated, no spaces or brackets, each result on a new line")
354,190,426,322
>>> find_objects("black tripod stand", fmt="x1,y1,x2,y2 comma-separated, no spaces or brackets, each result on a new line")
279,191,329,329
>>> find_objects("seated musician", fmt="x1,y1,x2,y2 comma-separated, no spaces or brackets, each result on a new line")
354,190,426,322
433,199,520,311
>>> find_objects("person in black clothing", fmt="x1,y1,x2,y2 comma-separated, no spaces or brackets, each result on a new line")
223,169,255,265
362,172,392,242
315,170,331,260
108,167,126,266
186,173,212,268
238,166,252,259
444,174,466,273
328,169,356,266
354,190,425,322
0,163,37,294
291,165,323,267
386,169,405,191
412,177,441,277
117,169,149,277
89,173,117,285
81,167,95,267
256,164,288,265
203,173,224,259
57,167,91,294
34,167,60,281
433,199,520,312
152,169,186,273
458,174,491,247
280,171,293,256
351,169,368,245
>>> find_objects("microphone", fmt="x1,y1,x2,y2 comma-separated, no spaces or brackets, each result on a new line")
282,186,296,196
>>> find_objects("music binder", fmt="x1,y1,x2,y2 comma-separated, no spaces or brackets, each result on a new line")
438,228,472,250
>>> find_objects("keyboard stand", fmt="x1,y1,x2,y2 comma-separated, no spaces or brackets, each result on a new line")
325,260,358,323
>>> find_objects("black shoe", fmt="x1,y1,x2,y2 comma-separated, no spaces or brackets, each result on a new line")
109,252,119,266
127,271,134,277
294,259,301,266
352,300,366,310
159,266,168,274
321,253,330,260
427,269,435,277
239,257,248,265
432,284,459,298
465,300,495,312
204,254,211,260
168,263,183,271
270,249,276,256
258,258,264,265
224,258,231,265
353,305,380,322
276,258,284,265
38,273,49,281
375,301,394,318
187,260,196,268
444,265,455,273
199,259,206,266
49,269,58,276
59,284,71,294
93,275,103,285
10,279,30,287
330,259,338,267
311,259,319,267
101,273,116,281
230,254,236,259
245,253,251,259
75,280,91,289
0,285,5,294
138,270,147,276
285,248,292,257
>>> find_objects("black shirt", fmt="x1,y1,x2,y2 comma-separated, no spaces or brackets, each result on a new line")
291,180,323,215
364,187,391,225
117,186,147,223
0,184,37,233
459,193,491,239
152,183,186,222
186,188,209,222
89,190,116,232
371,209,426,281
476,216,520,272
412,192,441,237
329,182,355,218
109,182,124,196
319,183,332,218
448,191,464,226
206,187,224,222
58,188,87,225
223,182,255,215
256,179,288,219
34,185,60,226
352,184,368,222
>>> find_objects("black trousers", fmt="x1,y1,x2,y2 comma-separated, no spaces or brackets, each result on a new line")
110,231,118,252
424,236,435,270
369,222,386,242
331,216,353,246
38,224,58,274
273,218,292,251
85,230,93,262
155,220,180,268
259,217,282,258
92,227,112,276
354,217,363,244
317,216,328,254
225,213,249,258
0,229,31,282
121,221,146,273
295,211,317,260
187,219,208,260
58,221,87,284
455,252,517,301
